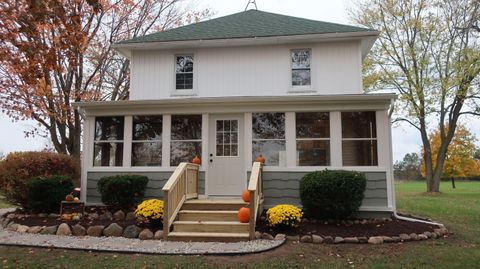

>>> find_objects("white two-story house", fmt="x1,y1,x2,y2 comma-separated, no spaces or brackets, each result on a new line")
76,9,396,240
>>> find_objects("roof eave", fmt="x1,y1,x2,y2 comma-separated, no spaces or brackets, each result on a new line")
112,31,380,59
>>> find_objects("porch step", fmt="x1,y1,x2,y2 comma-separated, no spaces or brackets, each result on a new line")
182,199,247,211
172,220,249,233
167,231,250,242
178,210,239,221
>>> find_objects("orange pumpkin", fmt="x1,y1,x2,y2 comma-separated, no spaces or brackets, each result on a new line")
242,190,250,202
192,155,201,165
255,154,265,164
238,207,250,223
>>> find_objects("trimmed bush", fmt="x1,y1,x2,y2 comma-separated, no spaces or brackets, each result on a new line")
0,151,79,207
97,175,149,208
300,170,367,219
26,176,74,213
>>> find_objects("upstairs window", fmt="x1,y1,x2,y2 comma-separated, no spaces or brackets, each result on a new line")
291,49,311,87
175,55,193,90
341,112,378,166
93,117,124,167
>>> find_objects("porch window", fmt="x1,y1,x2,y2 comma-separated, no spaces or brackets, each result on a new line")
341,112,378,166
252,113,286,166
131,115,162,166
291,49,311,87
296,112,330,166
175,55,193,90
170,114,202,166
93,116,124,166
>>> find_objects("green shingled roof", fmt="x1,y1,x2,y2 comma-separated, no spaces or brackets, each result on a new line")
117,9,375,44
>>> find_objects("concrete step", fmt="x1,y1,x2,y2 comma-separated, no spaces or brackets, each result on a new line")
182,199,247,211
167,231,250,242
172,220,249,233
178,210,239,221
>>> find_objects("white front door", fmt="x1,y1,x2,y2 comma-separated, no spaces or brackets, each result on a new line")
207,114,245,196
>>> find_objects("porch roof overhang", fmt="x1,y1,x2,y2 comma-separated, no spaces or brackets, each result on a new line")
73,93,397,117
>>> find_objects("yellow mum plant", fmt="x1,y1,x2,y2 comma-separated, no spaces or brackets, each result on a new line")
135,199,164,221
266,204,303,228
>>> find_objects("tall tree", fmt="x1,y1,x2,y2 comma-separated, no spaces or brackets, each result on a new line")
0,0,210,160
353,0,480,192
421,124,480,178
394,152,422,180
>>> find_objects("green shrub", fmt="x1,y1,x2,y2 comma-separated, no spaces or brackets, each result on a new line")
299,170,367,219
97,175,149,208
26,176,74,213
0,151,79,206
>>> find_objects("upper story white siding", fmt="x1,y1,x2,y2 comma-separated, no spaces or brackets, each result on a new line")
130,40,363,100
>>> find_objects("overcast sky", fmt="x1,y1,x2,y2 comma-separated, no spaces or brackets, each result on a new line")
0,0,478,161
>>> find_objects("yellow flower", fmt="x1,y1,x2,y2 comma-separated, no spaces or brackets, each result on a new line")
266,204,303,228
135,199,164,220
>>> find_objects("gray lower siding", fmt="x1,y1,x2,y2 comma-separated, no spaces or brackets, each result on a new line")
260,171,389,210
86,171,205,204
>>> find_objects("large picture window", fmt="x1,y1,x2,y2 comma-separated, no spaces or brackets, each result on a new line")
170,115,202,166
291,49,311,87
341,112,378,166
175,55,193,90
132,116,162,166
252,113,286,166
93,117,124,166
296,112,330,166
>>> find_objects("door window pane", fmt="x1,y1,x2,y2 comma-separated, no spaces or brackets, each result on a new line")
216,119,239,157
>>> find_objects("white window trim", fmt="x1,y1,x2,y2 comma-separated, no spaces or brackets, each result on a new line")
289,48,313,93
173,54,195,95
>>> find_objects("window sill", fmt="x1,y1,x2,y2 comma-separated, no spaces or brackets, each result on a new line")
171,90,196,97
288,87,316,94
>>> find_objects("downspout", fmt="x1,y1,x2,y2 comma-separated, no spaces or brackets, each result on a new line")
388,99,444,227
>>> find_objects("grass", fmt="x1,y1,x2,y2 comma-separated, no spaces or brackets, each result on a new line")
0,181,479,268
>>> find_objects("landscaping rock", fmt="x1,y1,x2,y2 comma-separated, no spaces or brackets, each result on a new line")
261,233,274,240
382,236,394,243
138,229,153,240
368,236,384,244
99,212,113,221
27,226,43,234
300,235,312,243
88,213,99,220
154,230,164,240
418,234,428,240
123,225,142,238
434,228,448,236
103,223,123,237
399,233,411,241
323,236,334,244
312,235,323,244
409,233,419,241
113,210,125,221
16,225,29,233
424,231,433,238
7,222,19,231
48,213,60,218
357,237,368,243
431,232,438,239
255,231,262,239
72,224,86,236
392,236,401,243
274,234,286,241
125,212,136,221
334,237,344,244
360,219,368,225
56,223,72,236
287,235,299,241
38,213,47,218
87,225,105,237
344,237,359,244
40,225,58,235
2,218,10,228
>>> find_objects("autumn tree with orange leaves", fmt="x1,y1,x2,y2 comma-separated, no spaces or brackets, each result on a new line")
421,125,480,178
0,0,210,160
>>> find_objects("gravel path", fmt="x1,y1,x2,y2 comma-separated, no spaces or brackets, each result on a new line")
0,228,285,255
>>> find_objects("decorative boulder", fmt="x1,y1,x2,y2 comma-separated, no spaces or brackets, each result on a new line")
27,226,43,234
56,223,72,236
16,225,29,233
103,223,123,237
154,230,164,240
125,212,136,221
40,225,58,235
87,225,105,237
138,229,154,240
113,210,125,221
368,236,384,244
123,225,142,238
72,224,87,236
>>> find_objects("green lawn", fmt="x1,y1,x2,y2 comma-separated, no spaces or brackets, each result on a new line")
0,181,479,268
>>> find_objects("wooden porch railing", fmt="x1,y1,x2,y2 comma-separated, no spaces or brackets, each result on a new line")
162,162,199,240
248,161,264,240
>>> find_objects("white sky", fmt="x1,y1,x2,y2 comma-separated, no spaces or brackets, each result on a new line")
0,0,478,161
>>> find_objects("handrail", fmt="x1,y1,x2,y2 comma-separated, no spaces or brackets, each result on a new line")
248,161,264,240
162,162,199,240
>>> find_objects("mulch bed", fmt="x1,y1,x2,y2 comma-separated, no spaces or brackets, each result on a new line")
256,218,439,238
